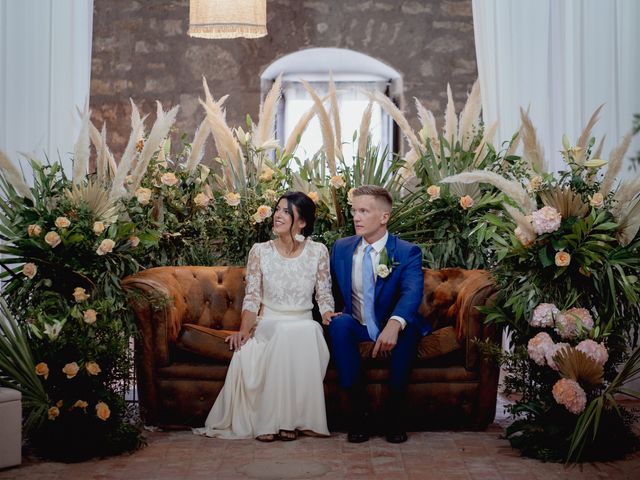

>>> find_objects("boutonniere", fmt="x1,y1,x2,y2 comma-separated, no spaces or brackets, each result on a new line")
376,247,399,279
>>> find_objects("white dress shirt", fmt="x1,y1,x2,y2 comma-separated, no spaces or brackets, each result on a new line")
351,232,406,330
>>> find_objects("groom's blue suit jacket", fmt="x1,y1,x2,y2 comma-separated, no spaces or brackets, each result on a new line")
330,234,432,336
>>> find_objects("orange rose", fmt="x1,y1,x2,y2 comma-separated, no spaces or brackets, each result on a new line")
35,362,49,380
54,216,71,228
62,361,80,379
48,406,60,420
85,361,102,376
95,401,111,421
22,262,37,279
73,287,90,303
27,224,42,237
83,309,97,325
459,195,474,209
555,251,571,267
73,400,88,411
44,231,61,248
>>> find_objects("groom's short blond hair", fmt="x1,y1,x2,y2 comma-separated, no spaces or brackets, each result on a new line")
351,185,393,211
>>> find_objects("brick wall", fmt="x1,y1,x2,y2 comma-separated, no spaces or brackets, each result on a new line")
90,0,477,156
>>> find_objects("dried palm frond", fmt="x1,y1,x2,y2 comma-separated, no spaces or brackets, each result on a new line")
613,176,640,220
110,99,147,202
301,80,336,176
457,79,482,150
600,131,633,195
615,197,640,246
357,101,373,161
539,187,588,219
575,105,604,165
0,150,32,200
367,90,422,155
328,74,343,159
503,203,536,238
555,347,604,387
520,108,547,174
65,180,119,224
448,181,481,200
129,102,179,193
95,124,109,182
440,170,536,213
398,148,420,181
73,109,91,184
473,121,498,167
185,119,211,171
254,74,282,148
443,83,458,145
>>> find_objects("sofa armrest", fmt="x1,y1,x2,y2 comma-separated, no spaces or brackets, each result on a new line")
453,271,496,370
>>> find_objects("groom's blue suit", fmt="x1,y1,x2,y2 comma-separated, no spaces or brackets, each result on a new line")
329,233,431,390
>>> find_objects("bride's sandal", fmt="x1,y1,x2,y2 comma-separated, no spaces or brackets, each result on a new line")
256,433,276,442
278,429,298,441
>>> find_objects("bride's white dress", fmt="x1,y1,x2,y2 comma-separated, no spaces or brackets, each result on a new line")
194,239,334,439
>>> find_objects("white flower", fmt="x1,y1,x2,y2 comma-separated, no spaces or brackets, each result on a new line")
259,139,279,151
376,264,390,278
93,221,105,235
43,320,64,341
531,206,562,235
96,239,116,256
22,262,37,279
530,303,559,328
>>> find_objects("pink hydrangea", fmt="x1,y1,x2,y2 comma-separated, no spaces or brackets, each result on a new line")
544,342,570,370
530,303,559,328
527,332,554,366
552,378,587,414
531,206,562,235
576,339,609,367
555,308,594,339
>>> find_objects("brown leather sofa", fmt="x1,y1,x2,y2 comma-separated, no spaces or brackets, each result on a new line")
122,266,500,430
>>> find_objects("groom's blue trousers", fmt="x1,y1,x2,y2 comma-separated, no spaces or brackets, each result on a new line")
328,313,420,390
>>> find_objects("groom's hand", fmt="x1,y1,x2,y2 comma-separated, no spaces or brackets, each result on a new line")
372,320,402,358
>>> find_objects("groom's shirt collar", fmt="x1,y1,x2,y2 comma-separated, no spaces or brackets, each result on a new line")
360,231,388,254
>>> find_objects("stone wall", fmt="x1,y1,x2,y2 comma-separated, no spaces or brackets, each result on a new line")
90,0,477,156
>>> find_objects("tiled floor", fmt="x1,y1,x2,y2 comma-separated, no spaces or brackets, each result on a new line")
1,424,639,479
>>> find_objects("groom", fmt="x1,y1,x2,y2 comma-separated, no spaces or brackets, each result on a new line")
326,185,430,443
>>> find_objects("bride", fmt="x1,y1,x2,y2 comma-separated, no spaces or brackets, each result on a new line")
194,191,336,441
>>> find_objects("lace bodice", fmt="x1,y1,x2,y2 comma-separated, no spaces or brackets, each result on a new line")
242,240,334,316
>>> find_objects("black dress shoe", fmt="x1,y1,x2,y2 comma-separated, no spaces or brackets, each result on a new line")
385,430,408,443
347,430,370,443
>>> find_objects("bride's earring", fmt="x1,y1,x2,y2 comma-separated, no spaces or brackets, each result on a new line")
294,233,305,242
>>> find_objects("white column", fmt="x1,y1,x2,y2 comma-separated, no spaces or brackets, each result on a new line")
0,0,93,179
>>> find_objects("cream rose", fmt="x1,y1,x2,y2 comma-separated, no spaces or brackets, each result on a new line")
347,188,355,204
93,221,105,235
376,264,390,278
224,192,241,207
22,262,37,279
73,400,88,410
44,231,61,248
48,406,60,420
83,309,97,325
55,216,71,229
254,205,273,223
35,362,49,380
555,251,571,267
514,226,536,247
96,238,116,256
263,189,278,202
135,187,152,206
426,185,440,201
73,287,90,303
459,195,474,210
259,167,274,182
85,361,102,376
160,172,179,186
95,401,111,421
62,362,80,379
27,224,42,237
307,191,319,203
589,192,604,208
329,175,346,189
193,192,210,208
129,236,140,248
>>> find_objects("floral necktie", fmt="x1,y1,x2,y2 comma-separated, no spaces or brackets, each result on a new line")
362,244,379,340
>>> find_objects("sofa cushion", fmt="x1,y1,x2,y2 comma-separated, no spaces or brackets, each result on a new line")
176,324,235,362
178,323,460,364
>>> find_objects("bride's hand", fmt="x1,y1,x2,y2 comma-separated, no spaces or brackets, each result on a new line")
225,330,250,351
322,311,340,326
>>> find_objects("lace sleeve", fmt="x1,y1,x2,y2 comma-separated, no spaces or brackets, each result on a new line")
315,243,334,316
242,244,262,314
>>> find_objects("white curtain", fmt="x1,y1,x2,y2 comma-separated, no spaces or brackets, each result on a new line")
472,0,640,178
0,0,93,178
